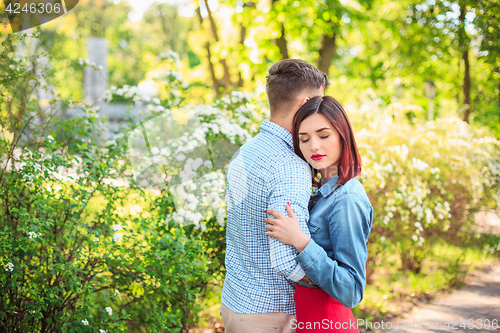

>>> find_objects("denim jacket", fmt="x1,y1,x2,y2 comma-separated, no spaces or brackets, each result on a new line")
295,175,373,308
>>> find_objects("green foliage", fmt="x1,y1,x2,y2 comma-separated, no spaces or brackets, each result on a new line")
2,0,500,327
33,0,197,102
193,0,500,136
350,99,500,273
0,33,213,333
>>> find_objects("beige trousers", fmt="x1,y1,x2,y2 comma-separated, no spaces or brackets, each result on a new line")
220,302,296,333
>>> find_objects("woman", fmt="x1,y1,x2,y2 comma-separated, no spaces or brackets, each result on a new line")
264,96,373,332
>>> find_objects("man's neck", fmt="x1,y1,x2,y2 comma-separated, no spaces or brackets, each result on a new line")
269,117,292,133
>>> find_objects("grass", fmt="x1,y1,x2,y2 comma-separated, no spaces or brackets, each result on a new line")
190,281,224,333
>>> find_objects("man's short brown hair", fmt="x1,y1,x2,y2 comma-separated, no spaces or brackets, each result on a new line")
266,59,329,116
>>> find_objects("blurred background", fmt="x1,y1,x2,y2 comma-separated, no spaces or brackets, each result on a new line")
0,0,499,332
1,0,500,129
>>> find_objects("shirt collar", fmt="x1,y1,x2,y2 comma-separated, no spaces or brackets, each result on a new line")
318,175,340,197
259,120,294,150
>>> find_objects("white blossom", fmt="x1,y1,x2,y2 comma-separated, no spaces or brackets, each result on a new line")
105,307,113,316
81,319,89,326
4,262,14,272
23,173,34,185
414,222,423,232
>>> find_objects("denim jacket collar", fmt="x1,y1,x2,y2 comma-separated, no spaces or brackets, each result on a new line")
318,175,340,198
259,119,294,150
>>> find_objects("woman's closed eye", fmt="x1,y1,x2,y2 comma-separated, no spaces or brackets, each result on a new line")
301,136,329,143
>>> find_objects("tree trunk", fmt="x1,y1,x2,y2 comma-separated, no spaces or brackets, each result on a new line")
237,24,246,87
498,81,500,108
497,68,500,108
203,0,232,88
459,2,472,123
317,32,336,75
271,0,288,59
195,6,221,96
276,25,289,59
158,5,178,52
462,49,472,122
237,3,252,87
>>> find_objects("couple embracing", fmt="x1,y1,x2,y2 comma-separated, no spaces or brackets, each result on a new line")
220,59,373,332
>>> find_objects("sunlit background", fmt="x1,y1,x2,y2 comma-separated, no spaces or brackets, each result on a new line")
1,0,499,133
1,0,499,332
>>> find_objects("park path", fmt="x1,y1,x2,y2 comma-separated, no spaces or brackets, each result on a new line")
370,262,500,333
370,211,500,333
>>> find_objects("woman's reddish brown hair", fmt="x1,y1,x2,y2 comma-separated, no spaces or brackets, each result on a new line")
292,96,362,187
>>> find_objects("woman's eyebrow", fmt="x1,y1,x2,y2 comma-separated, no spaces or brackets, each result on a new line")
299,127,330,135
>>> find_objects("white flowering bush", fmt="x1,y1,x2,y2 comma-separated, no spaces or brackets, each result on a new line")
104,52,263,234
78,57,104,71
94,51,269,330
0,34,213,332
109,53,266,238
348,99,500,273
4,28,497,331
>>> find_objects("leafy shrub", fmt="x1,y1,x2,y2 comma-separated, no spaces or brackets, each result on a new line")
0,31,269,332
0,33,222,333
350,99,500,273
2,30,499,333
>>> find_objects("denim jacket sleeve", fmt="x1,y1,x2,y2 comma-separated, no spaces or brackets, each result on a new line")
295,193,373,308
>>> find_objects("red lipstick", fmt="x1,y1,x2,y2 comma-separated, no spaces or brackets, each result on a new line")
311,154,325,161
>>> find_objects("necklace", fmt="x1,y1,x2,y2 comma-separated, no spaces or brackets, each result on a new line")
312,172,322,194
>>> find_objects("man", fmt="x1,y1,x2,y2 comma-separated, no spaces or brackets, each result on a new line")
221,59,330,333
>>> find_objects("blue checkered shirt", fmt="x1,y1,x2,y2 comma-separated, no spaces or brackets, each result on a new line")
221,120,312,314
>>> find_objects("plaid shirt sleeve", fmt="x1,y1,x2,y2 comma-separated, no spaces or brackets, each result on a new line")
266,157,312,282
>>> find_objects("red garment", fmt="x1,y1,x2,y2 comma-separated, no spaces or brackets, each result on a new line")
294,284,358,332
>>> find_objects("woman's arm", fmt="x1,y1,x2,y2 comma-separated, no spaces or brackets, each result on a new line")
265,202,311,252
265,203,317,286
265,194,373,308
298,194,372,308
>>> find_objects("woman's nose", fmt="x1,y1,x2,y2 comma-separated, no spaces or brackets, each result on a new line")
310,137,320,151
